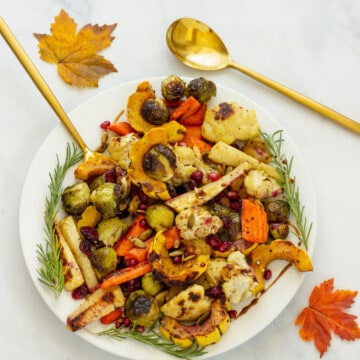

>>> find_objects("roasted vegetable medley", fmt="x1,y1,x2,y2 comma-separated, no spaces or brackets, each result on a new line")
55,76,313,352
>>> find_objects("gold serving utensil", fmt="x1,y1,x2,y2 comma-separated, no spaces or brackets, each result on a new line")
166,18,360,135
0,16,117,173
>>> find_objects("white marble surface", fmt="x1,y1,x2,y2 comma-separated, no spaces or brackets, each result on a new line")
1,0,360,359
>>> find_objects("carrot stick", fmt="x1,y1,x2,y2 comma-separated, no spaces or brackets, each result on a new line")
108,122,135,136
178,104,207,126
100,308,123,324
241,199,269,243
114,214,147,256
101,261,152,289
170,96,202,121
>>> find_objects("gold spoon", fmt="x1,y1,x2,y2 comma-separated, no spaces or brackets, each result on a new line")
0,17,117,178
166,18,360,135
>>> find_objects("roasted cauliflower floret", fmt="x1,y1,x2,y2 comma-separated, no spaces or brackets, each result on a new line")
175,205,223,240
244,169,283,200
160,284,212,321
205,258,227,287
202,102,260,144
221,251,255,303
108,133,140,169
171,145,213,186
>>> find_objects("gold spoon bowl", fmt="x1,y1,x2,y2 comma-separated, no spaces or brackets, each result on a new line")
167,18,360,135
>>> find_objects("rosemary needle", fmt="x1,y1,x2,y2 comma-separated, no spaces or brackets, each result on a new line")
260,130,312,249
36,143,83,297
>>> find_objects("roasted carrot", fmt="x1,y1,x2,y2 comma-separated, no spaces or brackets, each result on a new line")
178,104,207,126
241,199,269,243
124,237,153,263
101,261,152,289
114,214,147,256
100,308,123,324
182,125,212,152
170,96,202,122
108,121,135,136
162,226,181,249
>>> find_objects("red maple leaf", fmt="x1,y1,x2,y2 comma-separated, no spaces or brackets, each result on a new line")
295,278,360,357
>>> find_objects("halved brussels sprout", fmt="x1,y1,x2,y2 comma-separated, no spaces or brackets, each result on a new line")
143,144,176,182
125,290,160,328
161,75,186,101
141,98,169,125
185,77,216,104
145,204,175,232
62,182,90,215
90,247,117,280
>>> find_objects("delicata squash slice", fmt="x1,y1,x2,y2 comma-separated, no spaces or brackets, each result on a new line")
148,230,210,287
159,297,230,348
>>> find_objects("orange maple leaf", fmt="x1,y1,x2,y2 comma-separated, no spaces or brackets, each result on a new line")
34,9,117,87
295,278,360,357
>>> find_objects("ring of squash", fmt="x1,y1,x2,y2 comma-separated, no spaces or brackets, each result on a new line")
148,231,209,287
159,297,230,348
250,239,313,295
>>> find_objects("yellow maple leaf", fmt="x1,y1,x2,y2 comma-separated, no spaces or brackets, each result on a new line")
34,9,117,87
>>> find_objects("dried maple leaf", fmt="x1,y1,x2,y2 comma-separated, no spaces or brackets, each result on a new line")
34,9,117,87
295,278,360,357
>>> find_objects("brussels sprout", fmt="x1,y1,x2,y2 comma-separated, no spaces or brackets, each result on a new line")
141,98,169,125
145,204,175,232
185,77,216,104
264,200,290,223
97,217,128,247
90,246,117,280
90,183,118,219
125,290,160,328
62,182,90,215
161,75,186,101
269,222,290,239
143,144,176,182
242,138,272,163
141,272,164,296
88,174,106,192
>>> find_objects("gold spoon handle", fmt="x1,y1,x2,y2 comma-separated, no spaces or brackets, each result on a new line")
229,60,360,135
0,17,87,150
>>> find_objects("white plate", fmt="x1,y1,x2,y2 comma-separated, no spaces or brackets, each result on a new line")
19,77,317,359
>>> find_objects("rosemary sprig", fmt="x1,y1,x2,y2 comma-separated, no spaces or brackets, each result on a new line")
260,130,312,249
99,325,206,359
36,143,83,297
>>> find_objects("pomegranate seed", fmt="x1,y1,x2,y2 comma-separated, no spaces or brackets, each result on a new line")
206,235,221,249
230,200,241,211
115,321,122,329
138,204,148,211
227,191,239,200
79,239,92,256
138,191,149,204
121,317,132,327
139,218,148,228
124,258,138,267
205,286,223,298
104,168,117,183
190,170,203,186
209,172,220,181
228,309,237,319
264,268,272,281
124,278,141,293
71,283,89,300
100,120,111,129
172,255,183,264
219,241,230,252
136,325,145,333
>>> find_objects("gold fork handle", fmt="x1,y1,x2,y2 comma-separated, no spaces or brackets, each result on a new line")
0,17,87,150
